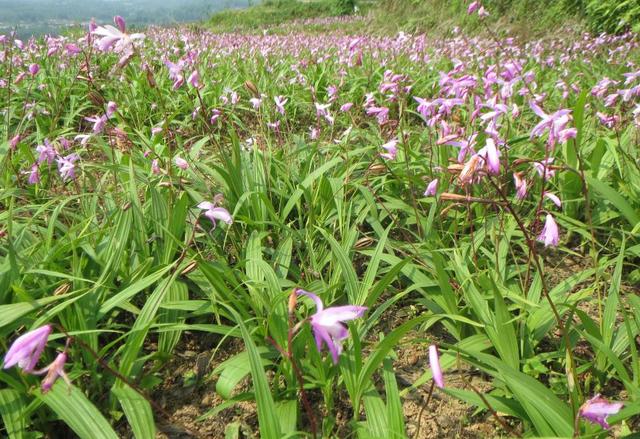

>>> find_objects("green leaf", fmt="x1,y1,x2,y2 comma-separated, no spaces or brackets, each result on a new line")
112,386,156,439
586,175,640,227
37,382,118,439
0,389,27,439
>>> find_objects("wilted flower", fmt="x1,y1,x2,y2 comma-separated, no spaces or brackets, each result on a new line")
579,394,623,430
296,289,367,364
3,325,52,373
428,345,444,388
538,213,559,247
197,201,233,228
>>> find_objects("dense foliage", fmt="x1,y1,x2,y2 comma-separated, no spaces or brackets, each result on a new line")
1,5,640,439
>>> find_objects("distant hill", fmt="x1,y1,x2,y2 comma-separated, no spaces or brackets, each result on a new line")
0,0,250,37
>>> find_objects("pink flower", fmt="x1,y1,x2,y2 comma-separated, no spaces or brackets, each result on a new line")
197,201,233,228
151,159,161,175
174,156,189,170
3,325,52,373
187,70,200,89
9,134,20,150
424,178,439,196
477,138,500,175
429,345,444,388
274,96,288,115
38,352,71,393
340,102,353,112
467,1,481,15
544,192,562,208
296,289,367,364
106,101,117,118
56,153,80,181
36,139,56,164
380,139,398,161
579,394,623,430
92,16,144,54
250,97,262,110
366,106,390,125
513,173,528,199
28,63,40,76
85,115,107,134
538,214,559,247
533,158,555,180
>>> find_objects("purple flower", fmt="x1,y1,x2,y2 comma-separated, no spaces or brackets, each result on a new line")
544,192,562,208
106,101,117,118
27,164,40,185
274,96,288,115
9,134,20,150
197,201,233,228
477,138,500,175
513,173,528,199
529,102,572,147
187,70,200,89
296,289,367,364
428,345,444,388
250,97,262,110
366,106,389,125
56,153,80,181
3,325,52,373
28,63,40,76
380,139,398,161
38,352,71,393
174,156,188,170
36,139,56,164
340,102,353,112
424,178,439,196
579,394,623,429
538,214,559,247
85,115,107,134
533,158,555,180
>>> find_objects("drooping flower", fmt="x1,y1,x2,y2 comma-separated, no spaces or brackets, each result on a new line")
250,97,262,110
579,394,623,430
174,156,188,170
424,178,439,196
538,214,559,247
380,139,398,161
38,352,71,393
187,70,201,89
533,158,555,180
9,134,20,150
340,102,353,112
27,164,40,185
296,289,367,364
513,172,528,199
477,138,501,175
197,201,233,228
3,325,52,373
428,345,444,388
543,192,562,208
